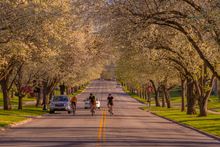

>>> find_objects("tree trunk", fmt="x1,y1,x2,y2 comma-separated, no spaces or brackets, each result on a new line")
60,84,65,95
11,89,14,99
217,79,220,100
181,79,186,112
198,75,215,117
155,87,161,107
140,88,143,98
66,87,70,95
132,87,134,93
42,82,48,111
143,88,147,99
162,92,166,107
147,92,151,109
198,97,208,116
49,91,53,101
18,95,23,110
36,90,41,107
150,80,160,107
0,79,10,110
163,86,171,108
186,79,197,114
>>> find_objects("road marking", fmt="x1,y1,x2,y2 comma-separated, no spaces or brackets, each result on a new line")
96,110,107,147
98,111,104,141
103,110,107,142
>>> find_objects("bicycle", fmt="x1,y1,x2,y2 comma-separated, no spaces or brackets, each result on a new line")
108,104,113,116
71,103,76,115
90,103,96,116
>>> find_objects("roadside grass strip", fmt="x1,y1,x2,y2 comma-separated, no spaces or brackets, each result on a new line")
122,87,147,104
208,96,220,112
122,87,220,138
0,85,87,129
0,106,47,127
0,92,36,107
142,106,220,137
123,86,220,112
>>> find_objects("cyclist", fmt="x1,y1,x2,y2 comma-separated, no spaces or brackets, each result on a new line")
70,96,77,114
89,93,96,115
107,93,114,115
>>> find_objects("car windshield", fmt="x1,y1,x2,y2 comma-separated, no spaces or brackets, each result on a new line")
53,96,68,102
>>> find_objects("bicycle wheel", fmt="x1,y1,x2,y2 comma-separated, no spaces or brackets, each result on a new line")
73,107,76,115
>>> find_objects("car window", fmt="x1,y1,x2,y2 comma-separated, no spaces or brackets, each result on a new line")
53,96,68,102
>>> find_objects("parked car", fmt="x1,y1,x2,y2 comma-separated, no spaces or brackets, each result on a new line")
84,98,101,109
49,95,71,114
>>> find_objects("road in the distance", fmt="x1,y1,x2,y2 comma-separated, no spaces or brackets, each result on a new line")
0,80,220,147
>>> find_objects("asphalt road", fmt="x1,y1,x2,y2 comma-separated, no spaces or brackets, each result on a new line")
0,80,220,147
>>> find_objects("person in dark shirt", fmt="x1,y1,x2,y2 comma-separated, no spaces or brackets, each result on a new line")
107,93,114,115
89,93,96,105
89,93,96,115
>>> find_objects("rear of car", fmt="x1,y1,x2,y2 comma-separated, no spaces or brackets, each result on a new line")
49,95,71,113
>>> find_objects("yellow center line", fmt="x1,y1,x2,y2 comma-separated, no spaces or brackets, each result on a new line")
96,109,107,147
102,110,107,142
98,111,104,141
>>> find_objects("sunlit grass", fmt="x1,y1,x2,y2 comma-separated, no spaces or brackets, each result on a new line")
0,85,87,128
141,106,220,137
123,86,220,137
208,96,220,112
0,92,36,107
123,87,147,104
0,106,47,127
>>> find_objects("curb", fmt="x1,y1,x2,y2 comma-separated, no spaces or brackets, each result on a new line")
0,118,32,132
9,118,33,128
150,112,220,141
125,89,220,142
0,115,43,132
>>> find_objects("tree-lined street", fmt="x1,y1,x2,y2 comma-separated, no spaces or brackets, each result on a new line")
0,80,219,147
0,1,220,146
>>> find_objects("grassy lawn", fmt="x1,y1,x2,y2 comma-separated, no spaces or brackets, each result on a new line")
0,92,36,107
124,86,220,112
208,96,220,112
123,86,220,137
142,106,220,137
0,106,47,127
0,85,87,128
123,87,147,104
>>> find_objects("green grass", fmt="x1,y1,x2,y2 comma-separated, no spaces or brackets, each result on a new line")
208,96,220,112
0,106,47,127
142,106,220,137
123,86,220,137
125,86,220,112
123,87,147,104
0,92,36,107
0,85,87,128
